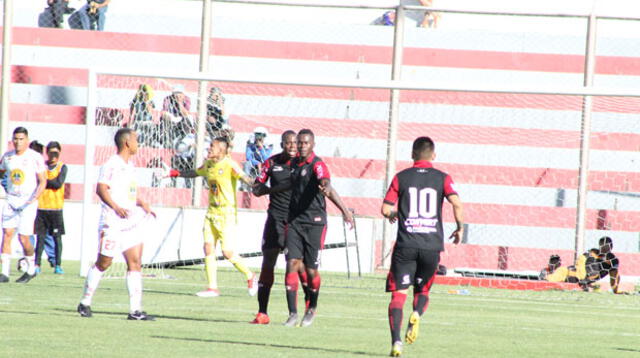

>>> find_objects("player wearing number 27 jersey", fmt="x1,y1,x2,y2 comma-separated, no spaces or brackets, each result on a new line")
381,136,464,357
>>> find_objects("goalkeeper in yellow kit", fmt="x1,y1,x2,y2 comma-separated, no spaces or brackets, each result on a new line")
169,136,258,297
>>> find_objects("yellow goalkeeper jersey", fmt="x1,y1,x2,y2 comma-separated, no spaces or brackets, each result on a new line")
196,156,246,215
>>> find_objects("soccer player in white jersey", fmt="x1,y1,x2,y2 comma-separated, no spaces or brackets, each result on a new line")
77,128,156,320
0,127,46,283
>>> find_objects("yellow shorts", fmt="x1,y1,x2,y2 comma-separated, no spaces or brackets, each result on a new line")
203,213,236,252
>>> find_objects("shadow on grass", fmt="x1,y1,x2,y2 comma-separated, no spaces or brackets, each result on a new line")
52,308,244,324
151,335,383,356
615,348,640,353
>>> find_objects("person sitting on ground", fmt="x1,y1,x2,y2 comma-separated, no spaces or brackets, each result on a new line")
595,236,621,293
540,253,587,284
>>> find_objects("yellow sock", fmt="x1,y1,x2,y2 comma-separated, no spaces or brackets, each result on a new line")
204,255,218,289
227,254,252,280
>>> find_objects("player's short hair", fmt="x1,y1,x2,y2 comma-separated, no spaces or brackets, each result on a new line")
213,136,230,149
114,127,134,150
13,127,28,136
598,236,613,247
412,136,435,159
589,248,600,256
46,141,62,152
297,128,314,139
281,130,296,142
548,254,561,265
29,140,44,154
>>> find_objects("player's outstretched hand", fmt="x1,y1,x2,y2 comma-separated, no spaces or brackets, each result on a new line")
449,228,464,244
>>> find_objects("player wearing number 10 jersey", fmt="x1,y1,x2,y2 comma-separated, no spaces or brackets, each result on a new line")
381,136,464,357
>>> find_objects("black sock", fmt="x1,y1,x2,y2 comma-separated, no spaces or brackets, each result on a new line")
257,269,274,314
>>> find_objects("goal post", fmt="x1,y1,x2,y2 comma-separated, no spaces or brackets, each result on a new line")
81,68,640,289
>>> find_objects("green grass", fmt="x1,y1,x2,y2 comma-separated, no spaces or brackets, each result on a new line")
1,262,639,357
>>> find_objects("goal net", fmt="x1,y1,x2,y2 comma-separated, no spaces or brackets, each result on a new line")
83,70,640,293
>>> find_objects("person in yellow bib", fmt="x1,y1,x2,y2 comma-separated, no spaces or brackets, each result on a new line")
169,136,258,297
35,141,68,275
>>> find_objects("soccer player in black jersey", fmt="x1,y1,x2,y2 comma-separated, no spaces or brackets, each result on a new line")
381,136,464,357
250,130,309,324
283,129,354,327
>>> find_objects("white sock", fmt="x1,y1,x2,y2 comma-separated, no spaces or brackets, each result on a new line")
1,253,10,277
80,265,104,306
26,255,36,275
126,271,142,313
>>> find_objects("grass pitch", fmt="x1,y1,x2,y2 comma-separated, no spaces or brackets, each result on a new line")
1,262,639,358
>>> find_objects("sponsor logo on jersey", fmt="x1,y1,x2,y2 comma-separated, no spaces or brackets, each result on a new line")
402,274,411,285
314,216,321,222
301,168,307,176
273,165,283,172
218,168,224,175
417,169,428,173
416,277,423,284
9,169,24,185
405,218,438,233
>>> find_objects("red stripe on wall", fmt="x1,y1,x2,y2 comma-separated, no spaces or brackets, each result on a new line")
10,27,640,75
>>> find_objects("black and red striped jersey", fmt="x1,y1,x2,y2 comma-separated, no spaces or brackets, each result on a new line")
384,160,457,251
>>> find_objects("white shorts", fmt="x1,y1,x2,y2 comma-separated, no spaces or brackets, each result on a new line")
98,207,153,258
2,199,38,236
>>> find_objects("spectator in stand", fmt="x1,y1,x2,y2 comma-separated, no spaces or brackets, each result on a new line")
243,127,273,186
78,0,110,31
129,84,158,147
39,0,75,28
206,87,229,138
372,10,396,26
161,84,194,150
403,0,441,28
35,141,67,275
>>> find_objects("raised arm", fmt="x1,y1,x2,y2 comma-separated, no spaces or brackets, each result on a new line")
169,169,199,178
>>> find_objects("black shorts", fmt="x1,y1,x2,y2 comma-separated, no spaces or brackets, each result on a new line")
285,221,327,270
35,210,65,236
262,214,287,251
386,247,440,293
